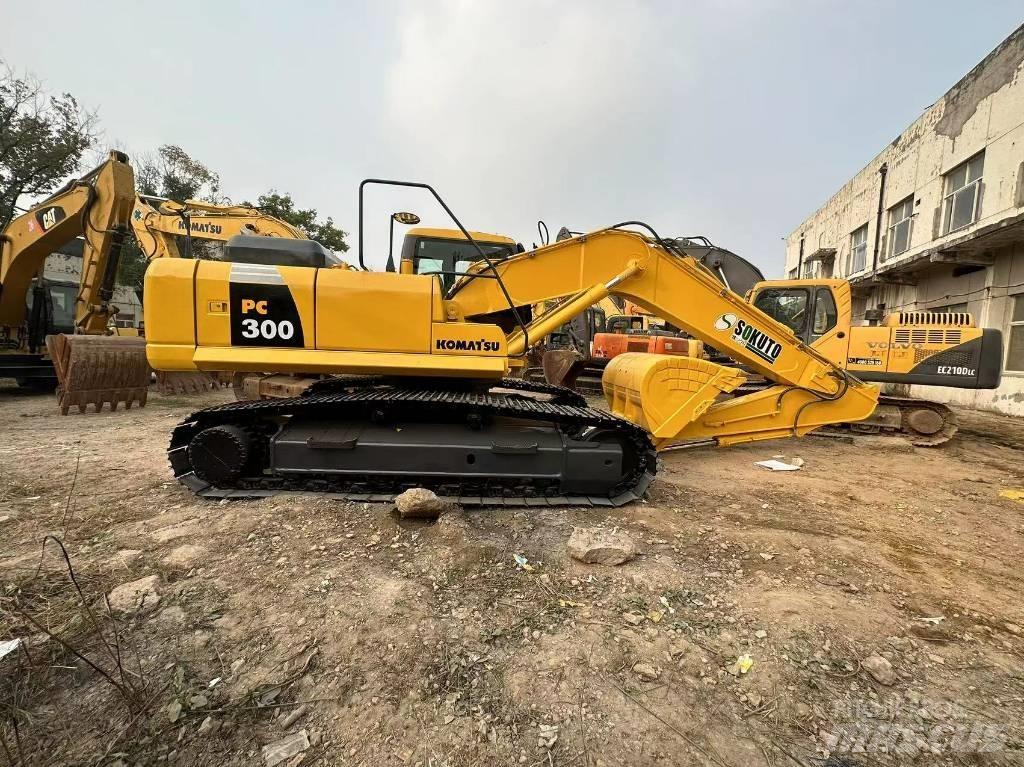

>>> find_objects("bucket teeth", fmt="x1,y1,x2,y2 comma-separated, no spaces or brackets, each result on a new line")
156,372,225,395
45,334,151,415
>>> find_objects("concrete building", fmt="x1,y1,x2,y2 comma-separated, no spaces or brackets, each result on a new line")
784,25,1024,416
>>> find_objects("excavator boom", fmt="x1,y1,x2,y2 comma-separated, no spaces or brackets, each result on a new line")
131,196,308,260
450,228,878,446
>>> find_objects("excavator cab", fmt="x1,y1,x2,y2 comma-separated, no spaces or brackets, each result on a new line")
400,228,517,291
749,281,843,344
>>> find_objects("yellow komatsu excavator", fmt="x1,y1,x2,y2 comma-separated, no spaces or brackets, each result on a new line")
127,180,973,505
130,195,308,260
141,181,1003,505
0,151,149,413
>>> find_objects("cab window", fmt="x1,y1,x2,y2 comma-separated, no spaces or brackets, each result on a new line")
412,238,515,290
415,257,444,276
811,288,838,339
753,288,809,335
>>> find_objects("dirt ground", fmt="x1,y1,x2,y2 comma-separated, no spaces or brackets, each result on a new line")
2,383,1024,766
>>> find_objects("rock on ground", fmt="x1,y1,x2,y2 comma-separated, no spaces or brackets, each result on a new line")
394,488,450,520
105,549,142,570
862,653,897,685
163,544,207,568
567,528,638,565
107,574,161,615
156,606,187,626
632,663,660,681
262,729,310,766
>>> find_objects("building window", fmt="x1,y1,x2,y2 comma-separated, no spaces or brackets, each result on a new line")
929,302,968,315
1007,295,1024,372
787,267,798,280
850,224,868,274
943,153,984,234
886,196,914,259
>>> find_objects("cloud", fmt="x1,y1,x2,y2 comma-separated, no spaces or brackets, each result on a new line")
381,0,683,243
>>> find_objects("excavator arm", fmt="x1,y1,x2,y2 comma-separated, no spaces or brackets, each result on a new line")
0,151,135,333
130,196,307,260
448,228,879,446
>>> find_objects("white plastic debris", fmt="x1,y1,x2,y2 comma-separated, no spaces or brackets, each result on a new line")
512,553,535,572
755,459,802,472
0,638,22,661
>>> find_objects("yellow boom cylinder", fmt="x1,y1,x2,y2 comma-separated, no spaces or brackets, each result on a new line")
506,262,642,357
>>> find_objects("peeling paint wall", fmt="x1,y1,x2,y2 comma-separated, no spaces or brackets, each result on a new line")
786,24,1024,280
784,25,1024,416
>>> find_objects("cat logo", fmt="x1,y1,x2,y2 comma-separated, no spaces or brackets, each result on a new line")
35,206,66,232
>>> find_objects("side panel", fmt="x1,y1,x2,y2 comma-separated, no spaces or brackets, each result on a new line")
844,326,893,375
144,259,199,371
195,262,317,350
857,330,1003,389
317,270,434,353
194,261,231,347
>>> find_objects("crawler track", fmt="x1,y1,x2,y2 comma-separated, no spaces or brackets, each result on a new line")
168,379,656,506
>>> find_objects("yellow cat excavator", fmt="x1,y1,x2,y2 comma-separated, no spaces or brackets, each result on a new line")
0,151,149,413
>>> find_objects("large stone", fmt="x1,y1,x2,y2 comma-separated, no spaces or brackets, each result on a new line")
394,488,450,520
262,730,310,766
567,528,638,565
862,653,897,685
107,575,161,615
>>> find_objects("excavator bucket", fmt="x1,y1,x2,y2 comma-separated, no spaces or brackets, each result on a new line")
45,334,150,415
602,352,747,447
155,371,223,395
542,349,607,394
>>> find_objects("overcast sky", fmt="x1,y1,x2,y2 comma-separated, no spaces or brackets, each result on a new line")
3,1,1021,275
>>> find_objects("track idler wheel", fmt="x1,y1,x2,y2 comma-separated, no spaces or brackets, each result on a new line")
188,425,253,485
902,404,958,447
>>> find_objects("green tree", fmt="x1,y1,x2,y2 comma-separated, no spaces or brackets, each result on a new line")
246,191,349,252
135,144,223,202
118,145,222,289
0,63,98,228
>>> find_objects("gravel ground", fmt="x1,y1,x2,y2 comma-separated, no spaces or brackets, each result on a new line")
1,383,1023,766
